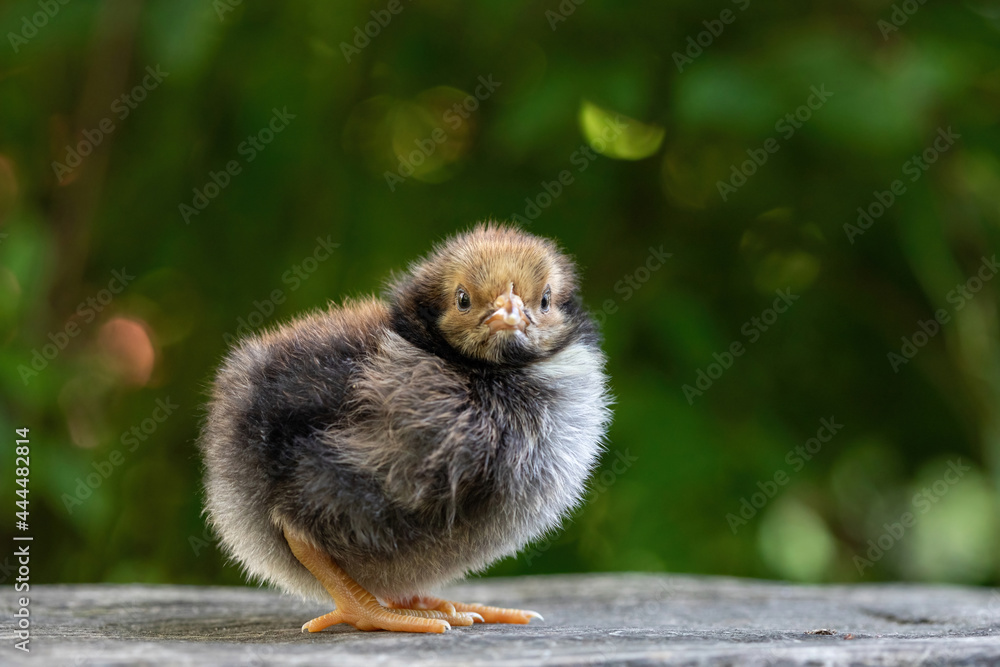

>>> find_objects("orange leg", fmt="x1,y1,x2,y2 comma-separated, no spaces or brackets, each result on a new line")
284,528,480,633
387,594,543,625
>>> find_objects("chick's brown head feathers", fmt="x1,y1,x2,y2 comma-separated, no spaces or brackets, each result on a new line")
389,223,586,366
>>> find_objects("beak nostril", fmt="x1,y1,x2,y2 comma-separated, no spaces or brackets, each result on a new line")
485,282,528,333
495,283,519,313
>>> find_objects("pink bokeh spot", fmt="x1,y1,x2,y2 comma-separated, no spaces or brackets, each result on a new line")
98,317,155,387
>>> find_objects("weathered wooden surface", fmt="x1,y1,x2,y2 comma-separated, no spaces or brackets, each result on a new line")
2,573,999,665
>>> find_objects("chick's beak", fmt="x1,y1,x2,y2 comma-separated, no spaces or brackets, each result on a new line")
485,283,528,334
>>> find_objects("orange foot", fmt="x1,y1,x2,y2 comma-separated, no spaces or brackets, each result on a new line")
284,529,481,633
387,594,543,625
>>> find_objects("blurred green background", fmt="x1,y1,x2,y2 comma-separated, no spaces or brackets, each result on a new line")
1,0,999,590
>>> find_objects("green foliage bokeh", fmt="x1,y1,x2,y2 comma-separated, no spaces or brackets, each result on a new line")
1,0,999,588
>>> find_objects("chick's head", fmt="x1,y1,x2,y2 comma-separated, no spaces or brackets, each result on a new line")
389,224,589,365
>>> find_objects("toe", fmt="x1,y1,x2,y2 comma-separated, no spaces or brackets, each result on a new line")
390,607,478,628
434,600,458,615
449,602,544,625
302,610,343,633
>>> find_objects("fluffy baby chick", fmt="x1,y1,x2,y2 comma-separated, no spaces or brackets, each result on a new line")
199,224,612,633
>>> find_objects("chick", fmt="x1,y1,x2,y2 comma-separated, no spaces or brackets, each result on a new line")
199,224,612,633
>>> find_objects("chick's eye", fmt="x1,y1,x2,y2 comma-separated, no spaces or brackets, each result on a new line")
540,285,551,312
456,287,472,312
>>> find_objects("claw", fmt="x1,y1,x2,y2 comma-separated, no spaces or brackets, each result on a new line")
412,597,544,625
